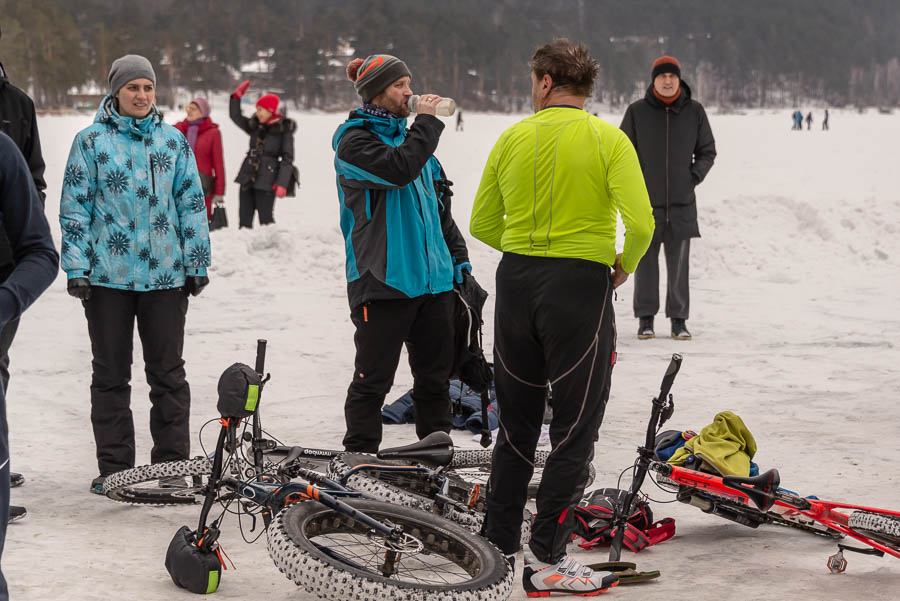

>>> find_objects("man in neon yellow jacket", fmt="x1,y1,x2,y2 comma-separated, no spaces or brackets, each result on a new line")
470,39,653,597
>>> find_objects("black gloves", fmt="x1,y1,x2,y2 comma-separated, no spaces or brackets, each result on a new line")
185,275,210,297
67,277,91,300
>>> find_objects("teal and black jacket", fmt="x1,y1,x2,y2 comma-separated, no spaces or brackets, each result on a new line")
332,110,467,309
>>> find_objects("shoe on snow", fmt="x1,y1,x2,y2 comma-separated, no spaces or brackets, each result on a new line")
10,472,24,488
523,551,618,596
671,318,691,340
7,505,26,523
90,476,106,495
637,316,655,340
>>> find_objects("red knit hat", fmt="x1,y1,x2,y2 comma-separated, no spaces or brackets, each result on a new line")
651,56,681,80
256,93,281,115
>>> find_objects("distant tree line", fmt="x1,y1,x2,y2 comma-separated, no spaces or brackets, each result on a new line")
2,0,899,111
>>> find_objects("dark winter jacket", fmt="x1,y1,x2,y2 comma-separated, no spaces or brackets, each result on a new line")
174,117,226,198
59,95,211,290
620,81,716,240
230,95,295,192
332,110,468,309
0,61,46,280
0,132,58,327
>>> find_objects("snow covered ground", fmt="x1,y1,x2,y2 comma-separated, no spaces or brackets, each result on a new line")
4,103,899,600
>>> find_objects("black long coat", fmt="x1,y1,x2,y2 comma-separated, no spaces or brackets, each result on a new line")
620,81,716,241
230,95,296,192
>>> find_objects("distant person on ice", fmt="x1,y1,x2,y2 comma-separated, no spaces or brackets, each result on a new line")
58,55,211,495
0,132,57,599
806,111,813,130
333,54,470,452
620,55,716,341
470,38,653,596
456,108,463,131
230,81,296,228
822,109,829,130
174,97,225,224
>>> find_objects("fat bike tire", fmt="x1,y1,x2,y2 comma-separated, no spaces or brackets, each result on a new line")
267,498,513,601
102,458,211,505
848,511,900,547
449,448,595,498
328,453,533,545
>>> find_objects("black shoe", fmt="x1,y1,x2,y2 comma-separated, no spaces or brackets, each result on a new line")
10,472,24,488
637,316,655,339
671,318,692,340
8,505,26,523
90,475,106,495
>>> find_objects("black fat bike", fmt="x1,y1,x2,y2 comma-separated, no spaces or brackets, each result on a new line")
156,340,513,599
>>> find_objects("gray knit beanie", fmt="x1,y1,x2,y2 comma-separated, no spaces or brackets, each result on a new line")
108,54,157,96
346,55,411,103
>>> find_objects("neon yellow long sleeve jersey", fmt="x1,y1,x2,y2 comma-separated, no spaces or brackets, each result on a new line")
470,107,654,273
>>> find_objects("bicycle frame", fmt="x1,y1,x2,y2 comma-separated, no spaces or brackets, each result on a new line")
609,353,900,568
653,462,900,559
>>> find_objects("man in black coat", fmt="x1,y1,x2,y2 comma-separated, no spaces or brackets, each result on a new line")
0,30,48,521
620,55,716,340
0,132,59,599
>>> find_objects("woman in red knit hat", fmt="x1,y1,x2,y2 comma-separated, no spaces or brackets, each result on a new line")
229,81,297,228
174,97,226,226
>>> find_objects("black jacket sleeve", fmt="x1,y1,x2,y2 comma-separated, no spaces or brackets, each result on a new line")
229,95,252,134
690,105,716,185
337,114,444,188
24,101,46,203
275,122,296,189
619,105,637,149
434,163,468,265
0,134,59,325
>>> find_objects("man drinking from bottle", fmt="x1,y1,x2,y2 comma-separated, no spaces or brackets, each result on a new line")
332,54,470,453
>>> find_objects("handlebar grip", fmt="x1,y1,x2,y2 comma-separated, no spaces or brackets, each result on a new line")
657,353,682,399
255,339,267,376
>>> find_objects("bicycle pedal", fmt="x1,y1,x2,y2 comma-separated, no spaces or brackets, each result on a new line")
826,550,847,574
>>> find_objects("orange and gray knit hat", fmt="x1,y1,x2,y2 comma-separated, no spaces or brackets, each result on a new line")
651,55,681,80
346,55,411,103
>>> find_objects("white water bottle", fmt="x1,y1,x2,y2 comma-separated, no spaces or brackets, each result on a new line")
408,95,456,116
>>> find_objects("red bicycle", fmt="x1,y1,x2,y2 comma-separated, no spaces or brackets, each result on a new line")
609,354,900,573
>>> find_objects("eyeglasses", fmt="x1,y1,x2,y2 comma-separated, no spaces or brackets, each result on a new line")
184,104,201,113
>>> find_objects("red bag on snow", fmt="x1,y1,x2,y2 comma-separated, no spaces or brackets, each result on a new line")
572,488,675,552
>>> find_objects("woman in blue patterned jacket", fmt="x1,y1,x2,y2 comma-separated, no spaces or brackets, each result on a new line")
58,55,211,494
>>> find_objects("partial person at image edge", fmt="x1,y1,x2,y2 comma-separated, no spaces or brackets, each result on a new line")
0,131,58,600
620,55,716,341
0,29,50,524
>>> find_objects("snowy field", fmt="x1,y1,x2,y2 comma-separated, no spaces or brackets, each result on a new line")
4,102,899,600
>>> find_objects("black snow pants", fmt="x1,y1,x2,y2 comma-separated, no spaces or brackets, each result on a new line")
84,287,191,476
343,292,454,453
484,253,616,562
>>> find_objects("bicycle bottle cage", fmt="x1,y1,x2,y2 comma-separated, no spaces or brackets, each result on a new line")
722,469,780,512
377,431,455,466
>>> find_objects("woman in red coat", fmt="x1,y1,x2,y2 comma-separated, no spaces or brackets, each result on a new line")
174,97,225,222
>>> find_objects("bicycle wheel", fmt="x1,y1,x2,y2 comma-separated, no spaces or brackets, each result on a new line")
849,511,900,547
267,499,513,601
103,458,212,505
449,449,595,497
328,453,533,545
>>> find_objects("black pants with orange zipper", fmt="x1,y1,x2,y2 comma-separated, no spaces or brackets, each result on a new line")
343,292,454,452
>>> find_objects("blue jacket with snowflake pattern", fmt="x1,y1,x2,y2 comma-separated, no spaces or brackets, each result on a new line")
59,95,210,290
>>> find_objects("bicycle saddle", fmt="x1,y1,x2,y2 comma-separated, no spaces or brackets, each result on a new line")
377,431,455,466
722,468,780,512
